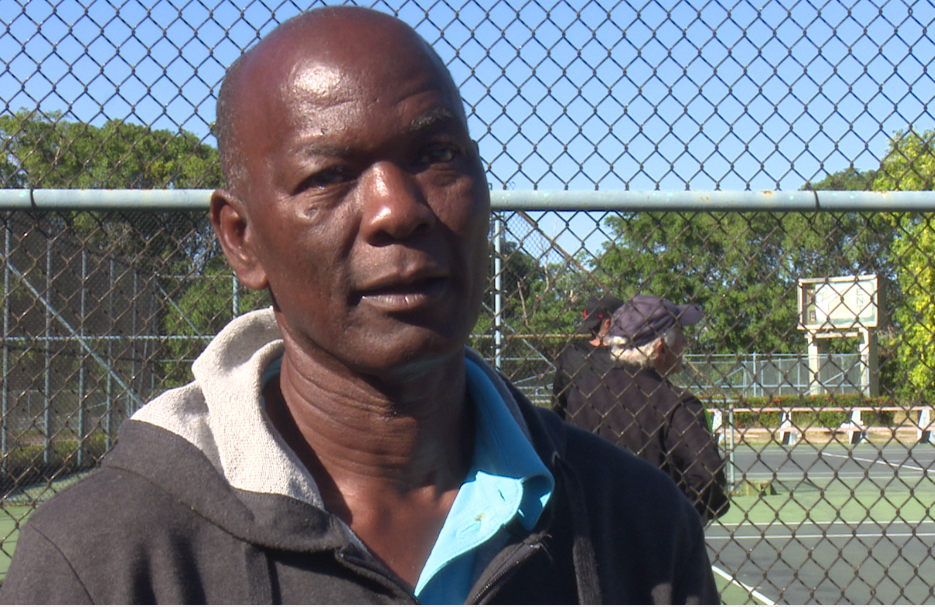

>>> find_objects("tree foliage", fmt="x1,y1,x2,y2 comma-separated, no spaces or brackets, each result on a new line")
473,238,576,357
1,110,234,388
0,110,223,270
872,130,935,400
0,110,221,189
162,257,270,386
802,166,878,191
587,212,803,354
583,202,893,358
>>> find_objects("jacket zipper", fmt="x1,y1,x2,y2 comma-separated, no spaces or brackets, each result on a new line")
468,541,545,604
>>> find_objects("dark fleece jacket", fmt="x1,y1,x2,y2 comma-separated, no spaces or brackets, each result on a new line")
1,311,718,604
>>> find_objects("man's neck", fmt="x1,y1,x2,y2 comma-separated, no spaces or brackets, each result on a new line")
263,342,474,588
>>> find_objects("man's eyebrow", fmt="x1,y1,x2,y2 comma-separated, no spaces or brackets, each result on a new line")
289,106,464,160
407,107,461,134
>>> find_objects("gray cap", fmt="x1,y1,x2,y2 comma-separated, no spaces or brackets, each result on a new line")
607,295,702,347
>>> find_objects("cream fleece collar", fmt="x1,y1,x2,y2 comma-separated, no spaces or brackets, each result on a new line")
131,308,533,506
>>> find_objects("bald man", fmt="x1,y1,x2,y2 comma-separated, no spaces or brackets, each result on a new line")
1,8,718,604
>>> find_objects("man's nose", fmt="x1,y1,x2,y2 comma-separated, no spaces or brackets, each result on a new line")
359,162,436,244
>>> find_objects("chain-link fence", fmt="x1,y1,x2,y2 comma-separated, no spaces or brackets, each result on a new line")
3,0,935,603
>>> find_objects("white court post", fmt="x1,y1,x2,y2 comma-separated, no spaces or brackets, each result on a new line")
858,327,879,398
711,408,723,444
919,409,934,444
806,332,822,396
840,408,866,444
779,409,799,445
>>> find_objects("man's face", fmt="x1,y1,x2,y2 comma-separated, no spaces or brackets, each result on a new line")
224,17,490,379
656,325,688,376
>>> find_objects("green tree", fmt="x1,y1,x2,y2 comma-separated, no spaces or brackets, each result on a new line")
470,229,594,394
588,207,891,358
803,166,878,191
1,110,231,387
162,257,270,386
872,130,935,400
0,110,223,269
589,212,799,354
0,110,221,189
473,239,551,357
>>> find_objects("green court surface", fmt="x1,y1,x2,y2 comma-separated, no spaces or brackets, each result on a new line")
710,466,935,605
719,477,935,527
0,472,93,582
717,569,770,605
0,506,30,582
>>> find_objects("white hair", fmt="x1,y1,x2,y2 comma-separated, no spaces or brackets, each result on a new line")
607,328,680,367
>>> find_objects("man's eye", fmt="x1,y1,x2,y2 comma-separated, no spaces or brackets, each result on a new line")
296,167,353,193
418,144,458,166
313,167,352,185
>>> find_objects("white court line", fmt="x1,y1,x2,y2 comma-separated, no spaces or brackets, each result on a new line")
740,473,928,479
714,519,934,528
711,564,775,605
709,532,935,540
821,451,927,473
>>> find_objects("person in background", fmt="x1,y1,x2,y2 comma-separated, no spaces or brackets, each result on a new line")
552,293,623,418
602,295,730,523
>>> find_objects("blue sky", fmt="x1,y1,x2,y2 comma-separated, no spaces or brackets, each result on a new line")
2,0,933,194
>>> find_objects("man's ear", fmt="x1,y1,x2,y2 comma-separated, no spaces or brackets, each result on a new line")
210,188,269,290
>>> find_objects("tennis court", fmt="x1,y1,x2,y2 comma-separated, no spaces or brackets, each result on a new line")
711,442,935,604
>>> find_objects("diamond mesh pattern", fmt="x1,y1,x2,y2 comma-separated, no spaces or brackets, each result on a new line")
2,0,935,602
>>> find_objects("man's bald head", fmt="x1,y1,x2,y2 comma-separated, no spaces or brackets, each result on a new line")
215,7,464,197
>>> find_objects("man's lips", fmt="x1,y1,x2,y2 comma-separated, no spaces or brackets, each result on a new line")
356,273,449,311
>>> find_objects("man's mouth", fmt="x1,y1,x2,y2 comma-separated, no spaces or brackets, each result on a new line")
358,276,448,311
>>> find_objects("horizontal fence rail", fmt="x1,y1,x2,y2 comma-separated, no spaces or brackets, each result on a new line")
1,188,935,212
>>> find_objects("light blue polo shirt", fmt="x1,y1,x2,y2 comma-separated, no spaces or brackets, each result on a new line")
414,358,554,604
261,356,554,604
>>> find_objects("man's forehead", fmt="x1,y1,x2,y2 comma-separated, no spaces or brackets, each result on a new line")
220,7,469,193
237,12,461,118
290,62,346,101
249,11,443,82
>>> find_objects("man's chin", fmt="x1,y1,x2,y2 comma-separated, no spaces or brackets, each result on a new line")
349,346,466,391
340,322,469,378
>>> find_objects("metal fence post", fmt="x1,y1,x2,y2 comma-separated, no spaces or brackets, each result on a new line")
43,245,52,466
232,274,240,318
2,223,9,473
728,402,736,491
78,250,87,468
129,271,137,419
493,214,503,371
106,258,114,451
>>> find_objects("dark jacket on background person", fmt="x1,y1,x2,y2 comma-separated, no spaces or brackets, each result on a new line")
552,341,615,416
560,359,729,523
1,309,719,604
